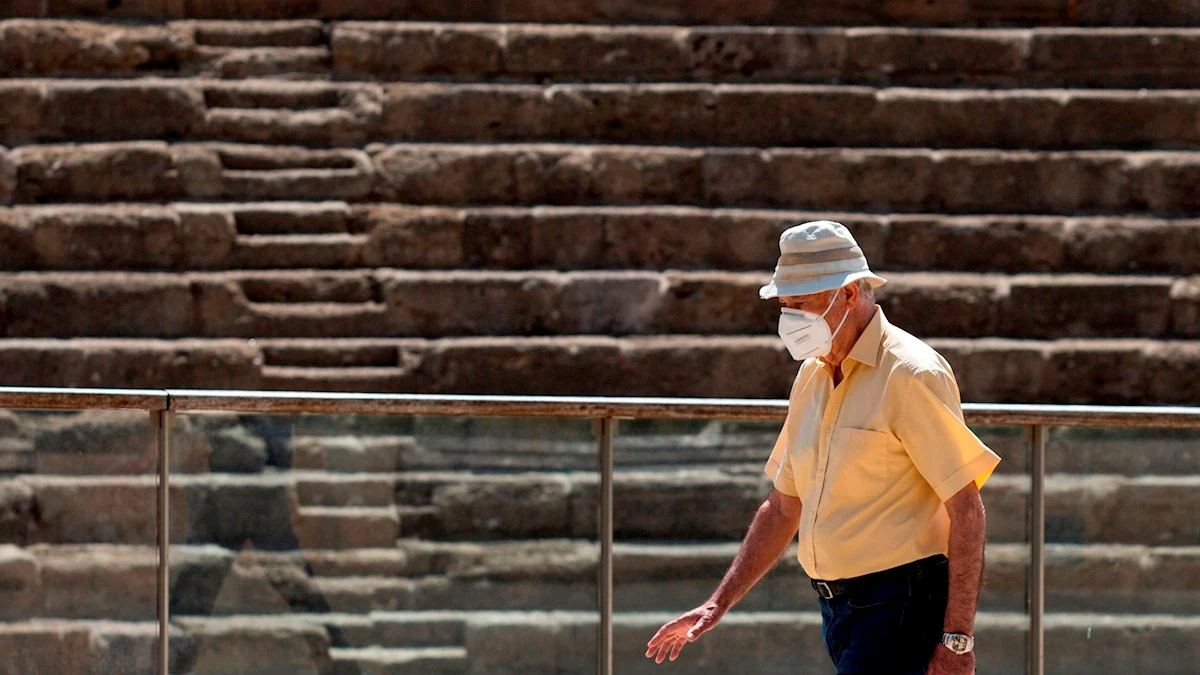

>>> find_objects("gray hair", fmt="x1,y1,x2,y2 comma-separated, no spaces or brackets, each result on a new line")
854,279,876,302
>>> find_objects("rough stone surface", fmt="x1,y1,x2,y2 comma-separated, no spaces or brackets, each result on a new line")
0,146,14,205
2,273,194,338
11,142,179,204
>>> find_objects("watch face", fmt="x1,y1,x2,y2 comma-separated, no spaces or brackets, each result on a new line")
944,634,973,654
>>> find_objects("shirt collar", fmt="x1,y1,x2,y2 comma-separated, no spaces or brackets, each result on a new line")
844,305,886,369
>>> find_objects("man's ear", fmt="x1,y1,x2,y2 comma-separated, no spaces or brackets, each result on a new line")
843,282,859,307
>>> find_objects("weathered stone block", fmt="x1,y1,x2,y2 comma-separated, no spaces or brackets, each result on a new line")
1007,276,1174,339
32,479,164,545
295,507,399,550
657,271,771,334
0,208,35,269
0,146,17,205
42,83,205,141
557,273,663,334
878,274,1004,338
372,145,516,204
0,20,188,75
687,27,845,82
433,475,572,539
360,206,465,268
1065,219,1200,275
0,83,46,146
178,207,238,269
1031,31,1200,87
183,480,300,551
79,339,263,390
11,142,179,204
27,206,182,270
380,271,557,336
0,544,38,619
36,545,156,619
2,274,194,338
171,145,224,199
0,621,100,675
332,22,504,78
174,616,335,675
886,217,1066,273
843,28,1026,84
715,87,871,146
508,26,688,80
379,84,552,142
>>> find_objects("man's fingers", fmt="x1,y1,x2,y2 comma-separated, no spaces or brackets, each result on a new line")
654,641,673,664
646,618,686,649
669,639,686,661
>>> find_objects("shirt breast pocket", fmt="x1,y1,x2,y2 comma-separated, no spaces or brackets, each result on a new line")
827,427,889,499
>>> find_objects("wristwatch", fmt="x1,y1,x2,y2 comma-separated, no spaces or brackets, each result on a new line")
941,633,975,655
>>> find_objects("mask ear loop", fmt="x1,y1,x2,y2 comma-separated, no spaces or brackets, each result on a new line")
828,290,851,340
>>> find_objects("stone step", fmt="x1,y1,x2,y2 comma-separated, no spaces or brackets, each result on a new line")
11,541,1200,622
6,21,1200,87
367,143,1200,215
0,335,1196,404
14,472,1200,547
192,21,327,48
330,646,469,675
12,141,1200,213
6,205,1200,276
14,80,1200,150
3,142,376,204
195,46,333,80
296,474,394,508
375,83,1200,150
10,141,1200,214
296,506,401,550
0,612,1195,675
332,24,1200,88
386,472,1200,545
0,0,1189,27
4,269,1198,340
230,201,353,235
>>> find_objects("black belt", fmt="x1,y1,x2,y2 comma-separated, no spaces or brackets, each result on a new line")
811,554,947,600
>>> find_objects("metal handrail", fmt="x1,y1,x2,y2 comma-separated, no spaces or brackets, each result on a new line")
3,387,1200,427
3,385,1198,675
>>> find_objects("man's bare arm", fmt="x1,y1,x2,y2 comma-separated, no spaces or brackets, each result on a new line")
943,482,986,635
710,488,802,611
646,489,801,663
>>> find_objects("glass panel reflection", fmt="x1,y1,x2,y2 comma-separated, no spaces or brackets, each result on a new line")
0,408,159,675
1042,426,1200,675
168,412,597,675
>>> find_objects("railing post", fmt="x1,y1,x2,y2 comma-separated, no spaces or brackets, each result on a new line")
1028,425,1047,675
154,409,173,675
596,418,616,675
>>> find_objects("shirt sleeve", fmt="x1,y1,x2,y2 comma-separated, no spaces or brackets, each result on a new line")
764,420,800,498
764,371,804,498
894,367,1001,503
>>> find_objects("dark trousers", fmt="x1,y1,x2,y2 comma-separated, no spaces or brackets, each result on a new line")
817,555,949,675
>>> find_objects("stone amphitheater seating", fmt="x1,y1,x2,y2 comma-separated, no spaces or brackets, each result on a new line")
2,3,1200,675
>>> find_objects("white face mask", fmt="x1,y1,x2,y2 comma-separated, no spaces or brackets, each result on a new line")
778,292,850,361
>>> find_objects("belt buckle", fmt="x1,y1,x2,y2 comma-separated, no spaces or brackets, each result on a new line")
814,581,835,600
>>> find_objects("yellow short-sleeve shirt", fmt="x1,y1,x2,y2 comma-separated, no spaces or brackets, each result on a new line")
765,307,1001,581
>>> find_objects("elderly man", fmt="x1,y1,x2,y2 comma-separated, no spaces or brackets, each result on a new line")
646,221,1000,675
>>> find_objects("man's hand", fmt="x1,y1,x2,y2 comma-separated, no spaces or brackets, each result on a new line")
645,602,725,664
926,644,975,675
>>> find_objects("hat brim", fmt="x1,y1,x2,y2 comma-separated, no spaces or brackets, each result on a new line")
759,271,887,300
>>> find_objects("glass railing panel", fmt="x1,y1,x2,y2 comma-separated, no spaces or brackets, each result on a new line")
0,408,160,675
168,411,597,675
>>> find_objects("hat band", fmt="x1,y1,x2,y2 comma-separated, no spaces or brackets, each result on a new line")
776,245,864,266
774,257,869,280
